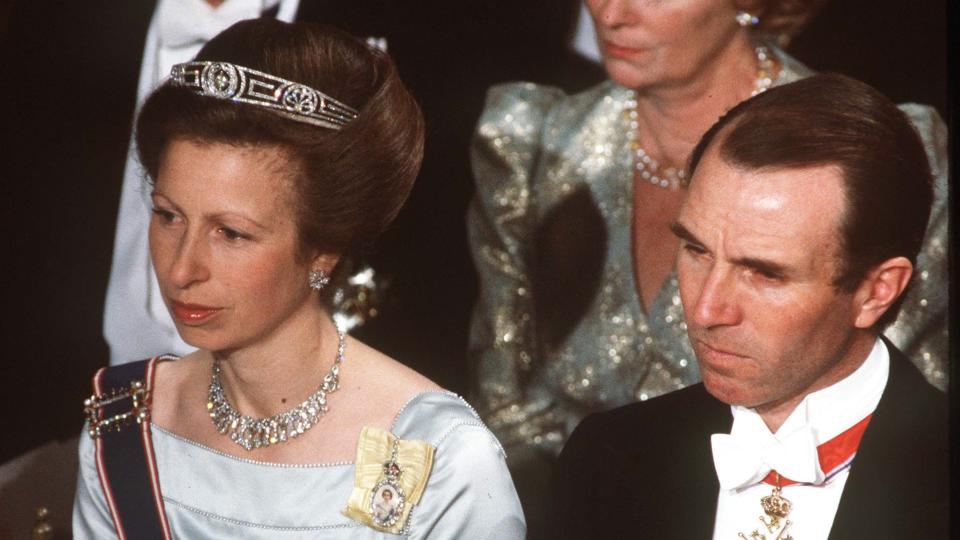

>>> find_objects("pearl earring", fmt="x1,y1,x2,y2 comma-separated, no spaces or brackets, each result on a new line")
736,10,760,27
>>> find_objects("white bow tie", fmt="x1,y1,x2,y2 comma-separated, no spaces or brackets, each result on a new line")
711,412,825,491
156,0,278,50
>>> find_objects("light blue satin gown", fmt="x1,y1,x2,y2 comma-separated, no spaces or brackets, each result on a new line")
74,392,526,539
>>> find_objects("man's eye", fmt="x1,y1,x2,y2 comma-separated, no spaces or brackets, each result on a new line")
753,269,784,282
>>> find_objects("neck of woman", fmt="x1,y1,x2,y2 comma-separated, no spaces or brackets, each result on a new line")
209,304,341,419
632,35,768,169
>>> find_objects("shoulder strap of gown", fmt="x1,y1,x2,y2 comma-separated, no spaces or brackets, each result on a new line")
88,358,172,540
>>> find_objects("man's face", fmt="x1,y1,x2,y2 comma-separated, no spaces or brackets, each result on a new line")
673,148,866,417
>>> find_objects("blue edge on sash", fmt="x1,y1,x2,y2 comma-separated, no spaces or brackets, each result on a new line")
97,359,169,539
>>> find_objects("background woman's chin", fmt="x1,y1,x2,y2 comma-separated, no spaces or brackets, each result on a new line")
602,60,663,92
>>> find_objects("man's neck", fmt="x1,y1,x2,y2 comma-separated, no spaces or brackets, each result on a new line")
756,332,878,433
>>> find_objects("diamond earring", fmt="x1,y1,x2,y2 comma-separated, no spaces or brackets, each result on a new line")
736,10,759,27
308,269,330,291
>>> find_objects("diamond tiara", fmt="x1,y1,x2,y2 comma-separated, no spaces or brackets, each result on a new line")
170,61,359,130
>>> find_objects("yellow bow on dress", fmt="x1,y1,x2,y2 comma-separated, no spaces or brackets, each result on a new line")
343,426,435,534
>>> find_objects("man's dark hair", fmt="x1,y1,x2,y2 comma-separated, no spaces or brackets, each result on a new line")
687,73,933,329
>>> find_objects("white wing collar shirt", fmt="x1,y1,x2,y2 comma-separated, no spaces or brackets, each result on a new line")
103,0,298,365
711,337,889,539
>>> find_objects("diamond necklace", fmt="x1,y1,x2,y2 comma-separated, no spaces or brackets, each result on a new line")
625,44,776,190
207,328,346,451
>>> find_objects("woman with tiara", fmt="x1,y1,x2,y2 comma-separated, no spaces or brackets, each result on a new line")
468,0,947,528
74,19,524,539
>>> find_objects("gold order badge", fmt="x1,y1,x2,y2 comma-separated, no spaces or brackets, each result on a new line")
738,474,795,540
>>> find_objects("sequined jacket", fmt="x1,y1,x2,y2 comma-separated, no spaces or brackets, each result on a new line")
467,48,949,466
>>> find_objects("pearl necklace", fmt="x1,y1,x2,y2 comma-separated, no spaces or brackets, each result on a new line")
207,328,346,451
626,44,776,190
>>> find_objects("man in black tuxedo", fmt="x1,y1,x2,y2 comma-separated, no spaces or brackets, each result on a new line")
551,74,947,539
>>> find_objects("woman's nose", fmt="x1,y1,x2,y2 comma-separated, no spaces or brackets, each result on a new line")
168,232,210,289
589,0,637,28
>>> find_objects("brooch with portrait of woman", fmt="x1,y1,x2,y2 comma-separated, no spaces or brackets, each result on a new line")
343,427,434,534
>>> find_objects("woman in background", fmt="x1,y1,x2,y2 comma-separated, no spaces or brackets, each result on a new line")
468,0,947,528
75,19,524,539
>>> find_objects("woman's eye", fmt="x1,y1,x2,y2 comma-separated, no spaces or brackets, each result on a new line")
151,208,177,224
218,227,248,241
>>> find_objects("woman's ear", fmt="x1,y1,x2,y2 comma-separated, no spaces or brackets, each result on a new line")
307,253,341,292
311,253,341,275
852,256,913,329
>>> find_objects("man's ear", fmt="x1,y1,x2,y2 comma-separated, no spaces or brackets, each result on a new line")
852,256,913,329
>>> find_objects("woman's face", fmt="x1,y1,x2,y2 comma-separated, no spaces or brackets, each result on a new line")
149,139,321,352
585,0,748,90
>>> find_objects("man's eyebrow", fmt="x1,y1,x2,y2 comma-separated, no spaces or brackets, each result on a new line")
731,256,789,278
669,221,704,247
670,220,789,277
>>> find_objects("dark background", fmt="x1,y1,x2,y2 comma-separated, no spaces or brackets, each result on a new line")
0,0,949,465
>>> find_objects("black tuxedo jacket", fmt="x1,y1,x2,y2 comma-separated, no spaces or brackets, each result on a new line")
549,341,948,539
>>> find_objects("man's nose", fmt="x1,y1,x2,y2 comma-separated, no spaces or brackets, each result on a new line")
691,266,743,329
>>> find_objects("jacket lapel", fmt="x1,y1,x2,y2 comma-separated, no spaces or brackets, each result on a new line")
634,386,730,539
683,392,731,538
828,341,948,539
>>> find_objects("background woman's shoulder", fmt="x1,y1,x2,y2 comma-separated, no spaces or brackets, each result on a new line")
479,79,623,137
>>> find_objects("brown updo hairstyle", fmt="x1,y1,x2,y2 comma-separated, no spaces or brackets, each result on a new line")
737,0,829,39
136,19,425,260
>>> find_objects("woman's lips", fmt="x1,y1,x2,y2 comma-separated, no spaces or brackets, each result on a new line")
170,301,223,324
604,41,647,59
